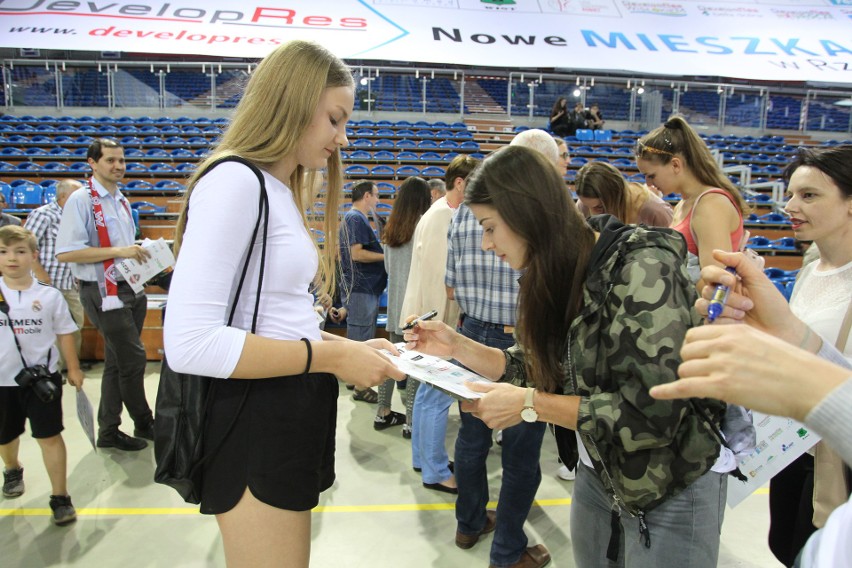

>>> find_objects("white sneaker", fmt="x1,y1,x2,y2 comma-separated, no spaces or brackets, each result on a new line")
495,430,503,446
557,465,576,481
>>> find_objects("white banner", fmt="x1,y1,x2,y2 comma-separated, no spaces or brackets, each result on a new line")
1,0,852,83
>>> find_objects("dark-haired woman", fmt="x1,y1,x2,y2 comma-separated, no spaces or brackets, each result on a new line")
767,145,852,566
376,176,432,435
635,116,747,289
549,97,571,137
404,145,726,568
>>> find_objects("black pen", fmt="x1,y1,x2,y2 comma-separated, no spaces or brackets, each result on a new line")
402,309,439,331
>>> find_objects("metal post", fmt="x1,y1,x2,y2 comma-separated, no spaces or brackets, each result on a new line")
528,81,535,120
422,76,427,114
759,90,768,132
210,68,216,111
672,87,680,116
507,73,513,118
459,71,465,118
629,88,637,125
799,92,810,132
54,62,62,109
2,65,10,108
717,88,726,131
106,65,114,110
159,70,166,109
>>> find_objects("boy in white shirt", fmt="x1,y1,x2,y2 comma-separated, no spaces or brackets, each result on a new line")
0,225,83,525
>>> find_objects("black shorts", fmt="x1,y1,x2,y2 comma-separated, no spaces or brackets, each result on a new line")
199,372,339,515
0,373,64,444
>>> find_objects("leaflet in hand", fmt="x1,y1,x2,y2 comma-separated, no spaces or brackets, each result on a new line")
115,238,176,294
383,343,492,402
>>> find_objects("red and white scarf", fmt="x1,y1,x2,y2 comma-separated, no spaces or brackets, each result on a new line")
89,178,131,311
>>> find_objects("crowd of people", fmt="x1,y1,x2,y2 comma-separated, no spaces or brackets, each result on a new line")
0,38,850,568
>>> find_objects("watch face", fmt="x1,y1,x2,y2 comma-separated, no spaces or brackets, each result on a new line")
521,407,538,423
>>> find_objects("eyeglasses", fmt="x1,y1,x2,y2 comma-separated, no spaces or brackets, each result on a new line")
561,152,570,159
636,141,673,157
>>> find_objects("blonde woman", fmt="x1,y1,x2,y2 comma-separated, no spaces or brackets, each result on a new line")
163,41,404,568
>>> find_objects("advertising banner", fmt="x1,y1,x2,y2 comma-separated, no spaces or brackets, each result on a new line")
1,0,851,83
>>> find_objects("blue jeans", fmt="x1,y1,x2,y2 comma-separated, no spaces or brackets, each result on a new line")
411,383,454,484
454,315,547,567
571,464,726,568
346,291,380,342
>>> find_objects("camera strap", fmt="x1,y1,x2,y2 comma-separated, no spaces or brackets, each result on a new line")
0,287,32,368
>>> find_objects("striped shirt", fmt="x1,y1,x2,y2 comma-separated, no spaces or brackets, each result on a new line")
24,201,75,290
445,203,520,326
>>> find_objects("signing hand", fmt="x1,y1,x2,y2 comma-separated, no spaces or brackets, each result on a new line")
402,318,460,359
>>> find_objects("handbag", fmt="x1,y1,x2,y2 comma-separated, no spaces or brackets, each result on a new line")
812,298,852,528
153,156,269,504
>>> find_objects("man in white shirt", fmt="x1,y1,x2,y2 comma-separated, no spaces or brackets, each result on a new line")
56,139,153,452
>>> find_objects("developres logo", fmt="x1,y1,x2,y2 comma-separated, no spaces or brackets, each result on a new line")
0,1,368,29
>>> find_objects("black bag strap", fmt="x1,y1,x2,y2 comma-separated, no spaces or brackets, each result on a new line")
184,155,270,473
0,288,31,368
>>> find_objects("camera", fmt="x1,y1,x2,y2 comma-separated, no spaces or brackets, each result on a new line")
15,365,60,403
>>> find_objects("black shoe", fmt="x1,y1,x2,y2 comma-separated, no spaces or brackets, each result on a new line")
97,430,147,451
423,481,458,495
374,411,406,431
2,467,24,498
49,495,77,526
402,425,412,439
134,422,155,441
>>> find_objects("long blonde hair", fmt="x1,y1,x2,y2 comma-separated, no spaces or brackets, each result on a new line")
174,40,352,297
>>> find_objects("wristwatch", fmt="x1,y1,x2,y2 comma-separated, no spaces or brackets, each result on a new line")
520,387,538,423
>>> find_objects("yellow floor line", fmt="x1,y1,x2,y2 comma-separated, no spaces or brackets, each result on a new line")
0,490,767,517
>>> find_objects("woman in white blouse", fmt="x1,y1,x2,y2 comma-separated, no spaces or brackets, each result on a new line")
163,41,404,568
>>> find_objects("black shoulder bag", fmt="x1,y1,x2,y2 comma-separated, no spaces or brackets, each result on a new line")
153,156,269,504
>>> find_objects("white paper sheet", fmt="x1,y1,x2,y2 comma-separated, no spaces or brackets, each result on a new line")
114,238,176,293
383,344,493,402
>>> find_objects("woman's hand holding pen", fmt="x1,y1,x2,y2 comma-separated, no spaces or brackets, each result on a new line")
697,250,820,351
402,317,460,359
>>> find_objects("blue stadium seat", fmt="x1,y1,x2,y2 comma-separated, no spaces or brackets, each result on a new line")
154,180,185,191
370,165,395,176
124,180,154,190
372,150,396,161
395,139,416,148
12,183,43,205
130,201,166,213
348,150,372,161
397,151,419,161
376,182,396,196
421,166,445,178
576,129,594,141
396,165,421,177
345,165,369,176
419,152,442,161
459,141,480,150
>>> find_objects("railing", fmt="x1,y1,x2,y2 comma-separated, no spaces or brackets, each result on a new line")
2,59,852,136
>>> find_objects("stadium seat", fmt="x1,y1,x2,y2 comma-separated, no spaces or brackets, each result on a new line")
576,129,594,141
421,166,445,178
396,165,421,177
345,165,369,176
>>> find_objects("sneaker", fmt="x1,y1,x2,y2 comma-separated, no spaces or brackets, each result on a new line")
374,411,406,431
2,467,24,498
133,421,155,441
557,465,576,481
49,495,77,526
402,425,412,439
97,430,147,451
495,430,503,446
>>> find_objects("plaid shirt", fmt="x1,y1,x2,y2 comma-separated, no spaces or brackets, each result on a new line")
24,202,75,290
445,203,520,326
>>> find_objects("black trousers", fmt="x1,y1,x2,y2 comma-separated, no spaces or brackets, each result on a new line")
80,281,153,436
768,453,816,567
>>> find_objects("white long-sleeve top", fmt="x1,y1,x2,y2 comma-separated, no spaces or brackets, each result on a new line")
163,161,321,378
